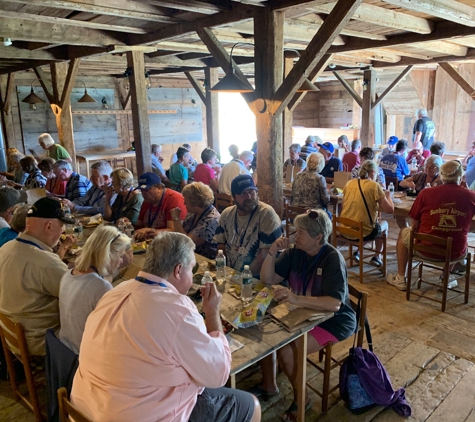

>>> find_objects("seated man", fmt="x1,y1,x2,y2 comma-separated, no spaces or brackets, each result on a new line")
406,141,430,168
379,139,410,184
430,141,445,158
169,147,191,191
218,150,254,195
214,175,282,276
283,143,306,176
63,160,116,215
71,232,260,422
134,173,187,241
337,134,351,153
387,161,475,291
318,142,343,183
228,144,240,161
53,160,92,201
300,135,320,161
379,136,398,159
0,187,27,229
169,143,197,172
342,139,361,172
0,198,73,355
151,143,169,182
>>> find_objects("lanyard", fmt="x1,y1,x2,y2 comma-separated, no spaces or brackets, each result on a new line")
301,245,327,295
234,206,258,247
90,187,105,207
135,276,167,287
147,189,166,228
15,238,43,250
186,205,212,234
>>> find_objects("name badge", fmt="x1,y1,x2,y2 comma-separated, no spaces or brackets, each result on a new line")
317,268,322,275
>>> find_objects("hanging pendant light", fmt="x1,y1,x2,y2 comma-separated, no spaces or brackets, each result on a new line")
285,49,320,92
77,81,96,103
21,81,45,107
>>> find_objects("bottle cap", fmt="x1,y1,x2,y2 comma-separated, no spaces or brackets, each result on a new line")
204,271,210,275
244,265,250,270
218,249,223,254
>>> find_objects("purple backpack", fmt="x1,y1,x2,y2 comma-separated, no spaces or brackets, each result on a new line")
339,318,412,416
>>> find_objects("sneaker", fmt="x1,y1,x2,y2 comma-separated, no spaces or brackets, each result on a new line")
438,275,458,290
369,257,383,268
352,251,360,263
386,273,407,291
451,261,466,275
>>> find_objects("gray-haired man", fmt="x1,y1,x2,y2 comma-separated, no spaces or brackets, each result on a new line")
52,160,91,202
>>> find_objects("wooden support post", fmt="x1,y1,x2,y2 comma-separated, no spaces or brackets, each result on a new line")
0,73,15,149
126,50,152,176
439,62,475,99
283,57,294,160
254,8,284,217
204,67,220,153
360,69,376,147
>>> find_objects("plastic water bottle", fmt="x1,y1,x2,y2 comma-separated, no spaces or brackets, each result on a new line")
117,218,126,233
411,156,417,170
125,223,134,238
63,205,75,235
241,265,253,305
202,271,213,286
216,249,226,281
388,182,394,200
425,183,431,189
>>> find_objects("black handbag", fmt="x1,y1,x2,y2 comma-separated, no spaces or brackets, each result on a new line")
357,179,381,241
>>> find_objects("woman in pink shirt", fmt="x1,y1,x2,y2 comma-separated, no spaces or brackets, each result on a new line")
193,148,221,193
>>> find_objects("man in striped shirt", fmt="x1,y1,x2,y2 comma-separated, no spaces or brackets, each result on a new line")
53,160,91,202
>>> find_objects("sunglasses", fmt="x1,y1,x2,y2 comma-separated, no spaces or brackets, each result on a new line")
306,209,320,220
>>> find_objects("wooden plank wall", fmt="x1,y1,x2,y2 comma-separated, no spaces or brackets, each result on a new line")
292,91,319,128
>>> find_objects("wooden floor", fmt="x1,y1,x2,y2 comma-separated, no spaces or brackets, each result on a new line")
1,214,475,421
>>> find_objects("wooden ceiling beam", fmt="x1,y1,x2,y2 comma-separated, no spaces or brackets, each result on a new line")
372,65,413,109
383,0,475,27
309,2,433,34
0,46,68,61
271,0,363,116
1,0,179,23
372,48,475,68
409,41,468,56
0,16,126,47
439,62,475,98
148,0,231,14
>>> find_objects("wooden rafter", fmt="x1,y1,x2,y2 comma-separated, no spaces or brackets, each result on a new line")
439,62,475,98
332,71,363,107
372,65,414,109
149,0,231,14
59,58,80,108
0,73,15,114
372,48,475,68
271,0,363,117
184,71,206,103
33,67,54,104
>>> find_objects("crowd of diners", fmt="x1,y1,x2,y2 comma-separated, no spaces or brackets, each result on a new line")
0,118,475,422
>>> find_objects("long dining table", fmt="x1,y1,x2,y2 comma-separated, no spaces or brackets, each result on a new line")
116,251,333,422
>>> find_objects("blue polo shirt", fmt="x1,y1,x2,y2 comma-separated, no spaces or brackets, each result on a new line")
379,153,410,181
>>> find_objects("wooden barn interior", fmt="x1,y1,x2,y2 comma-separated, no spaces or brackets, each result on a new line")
1,0,475,421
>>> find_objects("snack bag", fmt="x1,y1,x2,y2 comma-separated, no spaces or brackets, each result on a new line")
233,287,273,329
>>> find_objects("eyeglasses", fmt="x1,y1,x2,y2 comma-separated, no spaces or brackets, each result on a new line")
111,233,121,244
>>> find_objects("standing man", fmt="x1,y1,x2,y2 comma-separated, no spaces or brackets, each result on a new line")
134,173,187,241
151,144,169,182
214,175,282,276
38,133,72,163
318,142,343,183
342,139,362,172
413,108,436,150
62,160,116,215
218,151,254,195
0,197,73,355
379,139,410,183
52,160,92,201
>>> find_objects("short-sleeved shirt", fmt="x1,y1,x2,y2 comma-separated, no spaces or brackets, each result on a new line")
412,116,435,149
218,160,250,195
183,206,220,259
65,173,92,201
283,158,306,174
0,233,68,355
48,144,71,161
300,145,318,161
46,177,67,196
110,191,144,225
351,164,386,187
13,168,28,185
0,227,18,248
320,157,343,179
169,162,188,189
291,171,329,210
466,159,475,187
379,153,410,181
151,155,166,177
342,151,360,172
59,270,112,354
275,245,356,341
409,184,475,260
341,179,385,238
214,202,283,272
138,189,187,229
194,164,216,186
406,149,430,167
411,172,442,193
24,169,47,189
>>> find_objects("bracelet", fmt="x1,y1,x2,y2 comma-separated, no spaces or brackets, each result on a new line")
268,251,277,258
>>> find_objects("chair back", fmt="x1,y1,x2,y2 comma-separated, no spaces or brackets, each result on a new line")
409,230,452,263
284,165,299,183
58,387,92,422
332,216,363,247
348,284,369,348
214,192,233,213
0,312,28,359
385,176,399,191
285,203,307,237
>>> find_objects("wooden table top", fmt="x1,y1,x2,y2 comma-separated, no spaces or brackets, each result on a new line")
76,151,136,161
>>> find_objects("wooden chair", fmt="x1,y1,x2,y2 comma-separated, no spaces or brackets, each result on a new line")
284,202,307,238
58,387,92,422
307,284,369,413
406,230,471,312
332,216,387,282
0,312,45,421
214,192,233,213
385,176,399,191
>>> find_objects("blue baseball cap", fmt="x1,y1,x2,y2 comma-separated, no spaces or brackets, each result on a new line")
231,174,258,196
137,172,161,190
387,136,398,145
317,142,335,154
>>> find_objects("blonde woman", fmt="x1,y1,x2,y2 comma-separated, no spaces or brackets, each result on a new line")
0,151,27,185
104,168,143,225
59,225,130,353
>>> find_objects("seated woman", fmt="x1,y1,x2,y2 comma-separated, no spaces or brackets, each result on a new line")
340,160,394,267
259,210,356,421
292,152,329,210
0,151,27,186
59,226,130,354
193,148,220,192
170,182,220,259
399,154,443,193
351,147,386,187
0,204,30,248
104,168,143,225
20,156,47,189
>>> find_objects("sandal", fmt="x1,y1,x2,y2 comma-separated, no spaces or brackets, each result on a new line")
281,399,312,422
249,384,280,400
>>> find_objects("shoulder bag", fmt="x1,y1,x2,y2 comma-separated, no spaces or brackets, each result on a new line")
357,179,381,240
